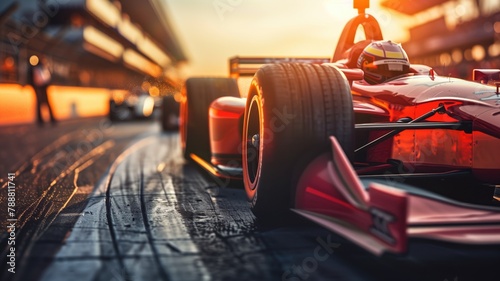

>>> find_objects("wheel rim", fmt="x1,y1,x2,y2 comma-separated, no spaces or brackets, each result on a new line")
245,96,261,187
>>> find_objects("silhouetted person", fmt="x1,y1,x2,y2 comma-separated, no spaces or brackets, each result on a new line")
28,55,56,126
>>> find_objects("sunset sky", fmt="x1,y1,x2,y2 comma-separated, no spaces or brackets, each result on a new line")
163,0,411,77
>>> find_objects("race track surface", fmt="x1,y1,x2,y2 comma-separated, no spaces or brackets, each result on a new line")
0,118,497,281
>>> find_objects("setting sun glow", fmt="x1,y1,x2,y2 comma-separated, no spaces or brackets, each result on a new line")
0,85,119,125
164,0,411,76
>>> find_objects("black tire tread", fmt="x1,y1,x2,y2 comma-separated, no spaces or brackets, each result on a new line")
247,63,354,218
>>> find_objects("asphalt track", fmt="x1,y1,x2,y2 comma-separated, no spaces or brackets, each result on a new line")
0,118,497,281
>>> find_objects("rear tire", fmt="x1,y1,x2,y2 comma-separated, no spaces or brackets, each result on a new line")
181,78,239,161
242,63,354,219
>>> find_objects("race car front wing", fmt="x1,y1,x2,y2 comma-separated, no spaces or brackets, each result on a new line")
293,137,500,256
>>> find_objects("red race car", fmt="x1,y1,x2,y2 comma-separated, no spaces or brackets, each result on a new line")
177,1,500,256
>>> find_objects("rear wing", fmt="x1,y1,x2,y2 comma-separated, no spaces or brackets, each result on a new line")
229,56,331,79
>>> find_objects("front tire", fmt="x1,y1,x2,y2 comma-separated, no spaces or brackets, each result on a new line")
242,63,354,219
181,78,239,161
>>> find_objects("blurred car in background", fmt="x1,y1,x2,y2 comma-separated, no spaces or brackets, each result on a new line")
109,87,160,121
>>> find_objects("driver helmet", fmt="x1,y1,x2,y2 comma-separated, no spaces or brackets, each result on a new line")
357,40,410,84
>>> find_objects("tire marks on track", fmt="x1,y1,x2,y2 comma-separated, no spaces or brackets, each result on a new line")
41,132,284,281
1,133,76,189
139,169,170,281
0,121,161,281
40,134,188,281
103,137,158,281
19,140,114,225
0,139,115,281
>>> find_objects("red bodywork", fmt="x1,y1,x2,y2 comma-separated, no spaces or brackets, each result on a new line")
206,65,500,255
351,74,500,183
210,69,500,178
201,9,500,255
209,96,245,167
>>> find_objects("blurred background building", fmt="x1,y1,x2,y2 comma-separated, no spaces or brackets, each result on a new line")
0,0,186,94
0,0,187,124
382,0,500,79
